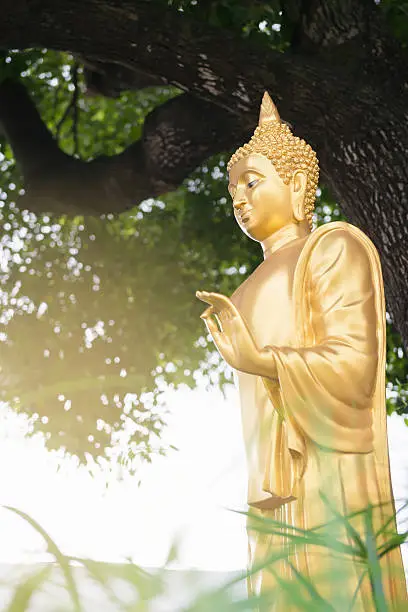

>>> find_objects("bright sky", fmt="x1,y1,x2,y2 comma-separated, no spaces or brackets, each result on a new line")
0,385,407,573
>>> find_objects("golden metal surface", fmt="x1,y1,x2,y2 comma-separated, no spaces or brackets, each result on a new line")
196,94,407,609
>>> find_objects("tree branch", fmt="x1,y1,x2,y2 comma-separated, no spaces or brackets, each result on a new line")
81,58,165,98
0,79,246,215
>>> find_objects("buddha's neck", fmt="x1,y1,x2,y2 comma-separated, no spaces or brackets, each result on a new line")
262,222,310,260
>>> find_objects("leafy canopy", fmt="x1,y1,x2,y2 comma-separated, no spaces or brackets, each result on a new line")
0,0,407,469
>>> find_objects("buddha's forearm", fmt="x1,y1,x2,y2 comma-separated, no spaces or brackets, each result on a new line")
260,340,377,407
244,345,279,380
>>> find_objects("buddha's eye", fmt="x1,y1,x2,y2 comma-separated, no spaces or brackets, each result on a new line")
247,179,259,189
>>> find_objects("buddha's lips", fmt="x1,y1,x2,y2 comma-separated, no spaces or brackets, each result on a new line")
240,210,252,223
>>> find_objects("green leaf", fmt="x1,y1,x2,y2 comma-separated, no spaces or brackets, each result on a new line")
5,565,53,612
3,506,82,612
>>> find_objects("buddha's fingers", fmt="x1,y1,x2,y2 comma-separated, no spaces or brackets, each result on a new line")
203,315,224,347
199,306,214,320
202,314,234,362
196,291,239,318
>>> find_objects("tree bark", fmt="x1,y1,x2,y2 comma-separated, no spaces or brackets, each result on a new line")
0,0,408,348
0,79,246,214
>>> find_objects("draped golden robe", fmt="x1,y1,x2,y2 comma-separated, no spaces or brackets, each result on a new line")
232,221,407,610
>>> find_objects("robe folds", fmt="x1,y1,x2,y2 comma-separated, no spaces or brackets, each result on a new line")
232,222,407,610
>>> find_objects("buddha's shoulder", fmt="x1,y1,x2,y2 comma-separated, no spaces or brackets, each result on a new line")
306,221,376,261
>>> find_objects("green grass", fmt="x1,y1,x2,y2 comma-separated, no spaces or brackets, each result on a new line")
2,496,407,611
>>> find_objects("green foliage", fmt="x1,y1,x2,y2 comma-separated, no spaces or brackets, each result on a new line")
380,0,408,45
5,566,53,612
237,497,408,611
0,0,407,469
3,500,407,610
0,49,253,465
165,0,285,43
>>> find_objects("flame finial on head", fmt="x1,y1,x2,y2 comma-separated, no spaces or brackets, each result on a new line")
227,91,319,229
258,91,281,126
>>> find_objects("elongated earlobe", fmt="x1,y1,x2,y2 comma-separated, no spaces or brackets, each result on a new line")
292,171,307,222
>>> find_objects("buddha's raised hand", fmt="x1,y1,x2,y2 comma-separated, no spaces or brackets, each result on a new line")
196,290,273,377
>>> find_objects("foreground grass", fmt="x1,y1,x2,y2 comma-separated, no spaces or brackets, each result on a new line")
1,498,407,611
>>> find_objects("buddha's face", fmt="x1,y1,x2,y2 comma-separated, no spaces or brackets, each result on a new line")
228,153,306,242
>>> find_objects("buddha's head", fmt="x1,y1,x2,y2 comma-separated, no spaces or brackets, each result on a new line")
227,93,319,242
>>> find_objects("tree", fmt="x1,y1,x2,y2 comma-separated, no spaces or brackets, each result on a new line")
0,0,407,464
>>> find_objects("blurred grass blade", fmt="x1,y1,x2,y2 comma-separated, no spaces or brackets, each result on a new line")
239,508,362,557
3,506,82,612
265,566,322,611
378,531,408,558
375,499,408,539
245,516,360,558
348,571,368,612
364,506,388,612
72,556,165,603
70,558,124,609
234,508,311,536
6,565,53,612
287,560,336,611
319,491,366,558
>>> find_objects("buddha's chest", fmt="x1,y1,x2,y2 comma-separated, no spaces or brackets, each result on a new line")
231,245,302,347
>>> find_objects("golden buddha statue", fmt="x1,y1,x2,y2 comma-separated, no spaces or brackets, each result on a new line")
196,93,407,610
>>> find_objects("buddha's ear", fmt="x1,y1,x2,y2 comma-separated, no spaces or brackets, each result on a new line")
291,170,307,222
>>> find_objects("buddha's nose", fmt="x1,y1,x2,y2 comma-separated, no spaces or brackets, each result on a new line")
233,190,247,210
